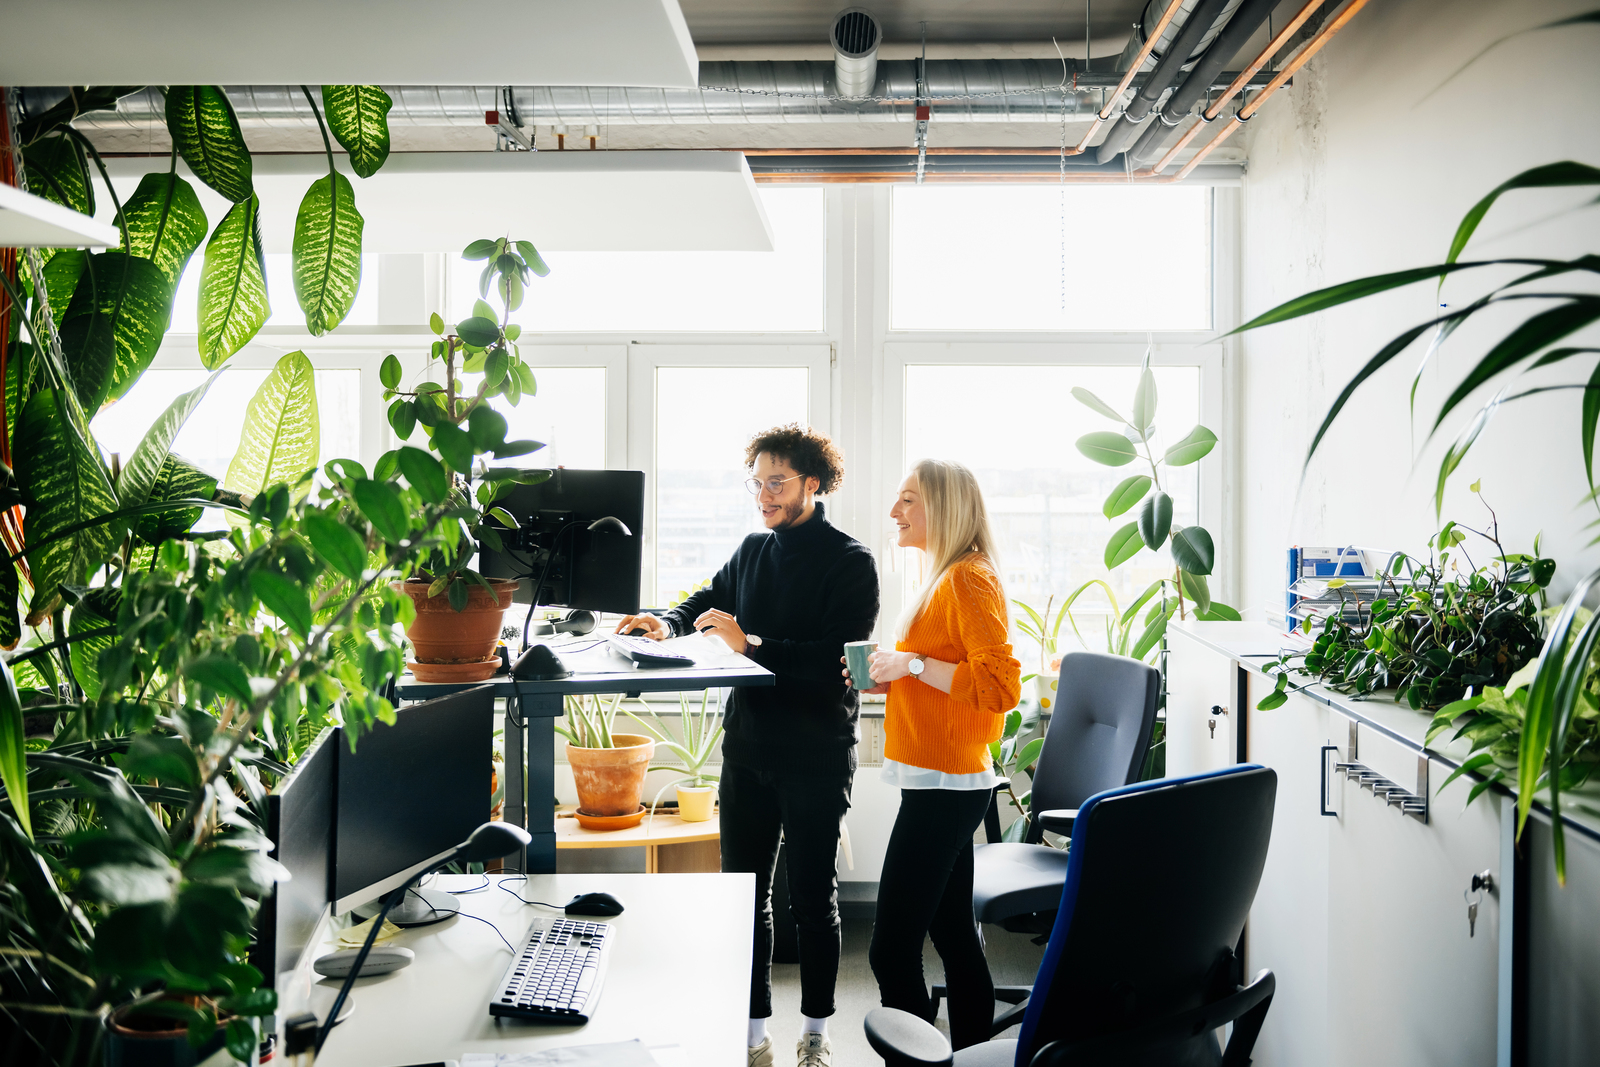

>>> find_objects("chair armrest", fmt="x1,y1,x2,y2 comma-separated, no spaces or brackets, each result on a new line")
863,1007,953,1067
1037,809,1078,835
982,780,1011,843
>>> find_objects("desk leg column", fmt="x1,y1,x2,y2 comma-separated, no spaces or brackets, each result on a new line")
523,693,561,874
503,698,524,843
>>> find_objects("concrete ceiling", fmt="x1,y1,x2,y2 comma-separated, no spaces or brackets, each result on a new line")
0,0,698,87
679,0,1150,45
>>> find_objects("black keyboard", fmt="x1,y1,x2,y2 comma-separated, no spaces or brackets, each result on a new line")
606,633,695,668
490,917,614,1024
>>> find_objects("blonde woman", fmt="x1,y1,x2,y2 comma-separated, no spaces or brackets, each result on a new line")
843,459,1021,1051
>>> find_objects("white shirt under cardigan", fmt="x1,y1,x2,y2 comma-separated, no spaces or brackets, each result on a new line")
880,758,996,791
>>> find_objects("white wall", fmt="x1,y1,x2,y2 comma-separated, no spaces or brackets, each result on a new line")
1238,0,1600,612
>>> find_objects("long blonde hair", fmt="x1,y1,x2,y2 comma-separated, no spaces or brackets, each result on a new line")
897,459,1002,639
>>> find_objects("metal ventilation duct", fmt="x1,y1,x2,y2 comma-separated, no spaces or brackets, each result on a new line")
20,63,1276,130
830,9,881,97
1138,0,1246,71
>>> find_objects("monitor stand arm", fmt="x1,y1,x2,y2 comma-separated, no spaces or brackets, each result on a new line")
353,882,460,927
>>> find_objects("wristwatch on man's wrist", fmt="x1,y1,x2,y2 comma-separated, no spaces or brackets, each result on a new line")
745,634,763,649
908,655,925,677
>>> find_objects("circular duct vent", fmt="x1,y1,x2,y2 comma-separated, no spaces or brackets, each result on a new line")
831,8,881,58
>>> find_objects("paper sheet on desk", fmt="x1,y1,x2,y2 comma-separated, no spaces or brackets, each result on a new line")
550,632,753,675
460,1041,657,1066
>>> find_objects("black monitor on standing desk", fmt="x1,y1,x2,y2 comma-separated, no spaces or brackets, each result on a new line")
252,726,337,987
475,468,645,614
331,685,494,924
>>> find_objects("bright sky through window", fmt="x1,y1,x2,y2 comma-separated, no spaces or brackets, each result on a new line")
891,186,1211,331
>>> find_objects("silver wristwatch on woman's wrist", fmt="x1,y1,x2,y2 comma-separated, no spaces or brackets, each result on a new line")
908,655,925,677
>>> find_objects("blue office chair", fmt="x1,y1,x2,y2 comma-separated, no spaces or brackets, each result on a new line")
868,764,1278,1067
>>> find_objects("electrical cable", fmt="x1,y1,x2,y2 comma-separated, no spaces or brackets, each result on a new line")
496,874,569,911
404,885,514,951
444,874,491,894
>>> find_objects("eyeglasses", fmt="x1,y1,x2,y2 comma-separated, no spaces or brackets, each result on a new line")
745,474,804,496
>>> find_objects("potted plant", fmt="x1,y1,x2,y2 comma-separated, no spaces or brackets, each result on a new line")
104,993,235,1067
627,690,724,822
1013,593,1068,709
383,237,553,682
557,694,655,823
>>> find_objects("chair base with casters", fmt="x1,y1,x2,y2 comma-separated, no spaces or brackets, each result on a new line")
869,969,1275,1067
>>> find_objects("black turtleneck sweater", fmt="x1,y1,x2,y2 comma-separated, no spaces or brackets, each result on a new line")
661,502,879,774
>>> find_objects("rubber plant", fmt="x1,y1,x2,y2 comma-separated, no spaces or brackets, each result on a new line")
1225,162,1600,883
377,237,552,608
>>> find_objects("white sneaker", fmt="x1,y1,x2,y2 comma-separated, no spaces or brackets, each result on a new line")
797,1032,832,1067
748,1036,775,1067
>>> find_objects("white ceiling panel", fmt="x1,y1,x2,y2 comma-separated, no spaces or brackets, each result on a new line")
100,152,774,254
2,0,697,87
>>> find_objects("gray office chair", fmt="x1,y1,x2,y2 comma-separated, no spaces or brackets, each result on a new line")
934,651,1161,1035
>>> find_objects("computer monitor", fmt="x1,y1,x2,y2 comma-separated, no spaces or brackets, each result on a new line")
251,726,337,986
476,468,645,614
331,685,494,920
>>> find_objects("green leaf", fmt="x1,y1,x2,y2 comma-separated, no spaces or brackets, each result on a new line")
1102,475,1151,518
222,351,320,505
1138,491,1172,551
493,439,544,459
249,571,312,639
1131,367,1157,431
23,133,93,215
0,658,30,839
379,353,402,390
352,478,408,544
387,398,417,441
1014,737,1045,776
292,171,365,335
1179,569,1211,616
431,422,475,474
118,372,221,515
1224,260,1505,337
447,577,469,611
1195,601,1242,622
456,316,500,348
467,405,508,450
516,240,551,277
1435,297,1600,430
1581,359,1600,493
1070,386,1126,424
1163,425,1218,466
227,1019,258,1063
184,653,253,703
118,171,208,288
40,250,86,330
429,311,446,335
1132,606,1172,660
198,195,271,369
1447,162,1600,267
1257,689,1288,711
483,348,510,390
396,446,448,504
0,555,19,650
1104,522,1143,569
462,239,497,261
1435,399,1496,518
16,389,119,620
58,252,174,412
164,86,253,202
1171,525,1215,576
1076,431,1138,467
320,85,393,178
304,512,367,581
133,455,217,544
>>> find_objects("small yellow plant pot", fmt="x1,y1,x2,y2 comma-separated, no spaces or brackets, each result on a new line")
676,784,716,822
1032,673,1059,711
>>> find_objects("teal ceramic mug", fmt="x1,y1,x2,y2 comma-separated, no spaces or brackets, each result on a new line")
844,640,877,689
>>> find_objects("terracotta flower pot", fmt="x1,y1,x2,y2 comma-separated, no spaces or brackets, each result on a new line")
105,994,233,1067
393,577,519,682
568,733,655,818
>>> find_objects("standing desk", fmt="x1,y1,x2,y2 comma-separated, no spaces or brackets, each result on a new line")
395,635,773,874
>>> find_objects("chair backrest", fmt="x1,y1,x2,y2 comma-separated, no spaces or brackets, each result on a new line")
1012,764,1278,1066
1026,652,1160,841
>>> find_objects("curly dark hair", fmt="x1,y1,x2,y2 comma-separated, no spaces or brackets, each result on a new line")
744,423,845,495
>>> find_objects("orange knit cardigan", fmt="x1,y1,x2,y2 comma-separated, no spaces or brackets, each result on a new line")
883,554,1022,775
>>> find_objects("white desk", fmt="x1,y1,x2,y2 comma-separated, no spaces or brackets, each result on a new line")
297,873,753,1066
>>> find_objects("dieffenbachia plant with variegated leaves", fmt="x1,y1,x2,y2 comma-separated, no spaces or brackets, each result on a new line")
1072,354,1239,651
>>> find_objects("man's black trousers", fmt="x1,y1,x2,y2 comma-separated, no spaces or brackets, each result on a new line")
868,786,996,1050
719,757,854,1020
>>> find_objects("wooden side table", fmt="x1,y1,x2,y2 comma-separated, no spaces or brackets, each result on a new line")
553,806,722,873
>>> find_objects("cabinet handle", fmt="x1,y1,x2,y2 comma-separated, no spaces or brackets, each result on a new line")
1320,745,1338,817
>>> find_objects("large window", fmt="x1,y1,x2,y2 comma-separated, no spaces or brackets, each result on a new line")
461,365,608,470
448,187,826,332
901,362,1203,631
891,186,1212,331
652,366,809,606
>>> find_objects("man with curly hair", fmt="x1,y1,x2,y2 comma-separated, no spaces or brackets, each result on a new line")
615,423,879,1067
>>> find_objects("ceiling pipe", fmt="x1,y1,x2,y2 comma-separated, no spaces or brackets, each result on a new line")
1057,0,1188,157
1125,0,1278,165
1142,0,1371,182
1138,0,1330,175
830,9,882,97
1092,0,1236,164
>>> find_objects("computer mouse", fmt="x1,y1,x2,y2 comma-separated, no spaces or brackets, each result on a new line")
565,891,625,917
626,627,650,637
